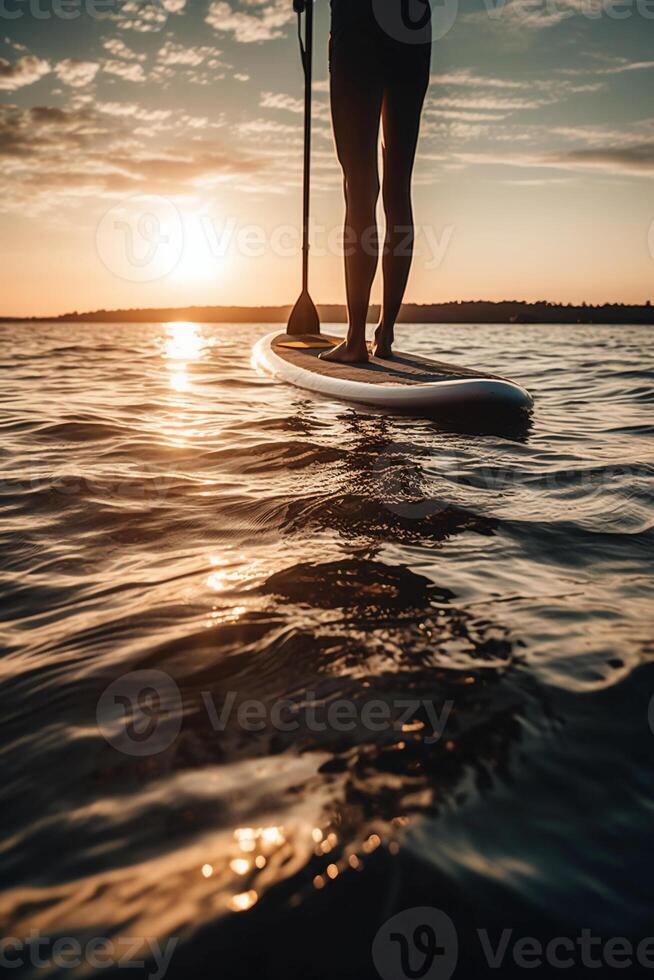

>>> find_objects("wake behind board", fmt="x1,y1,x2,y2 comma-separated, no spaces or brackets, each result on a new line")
253,332,533,414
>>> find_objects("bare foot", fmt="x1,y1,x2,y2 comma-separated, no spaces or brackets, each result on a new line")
372,324,394,359
319,341,369,364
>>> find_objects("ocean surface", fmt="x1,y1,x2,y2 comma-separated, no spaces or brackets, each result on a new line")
1,321,653,979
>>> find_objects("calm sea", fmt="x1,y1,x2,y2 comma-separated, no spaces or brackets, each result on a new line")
1,321,652,979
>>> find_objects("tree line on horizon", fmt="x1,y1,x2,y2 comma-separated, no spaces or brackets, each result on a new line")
4,299,654,325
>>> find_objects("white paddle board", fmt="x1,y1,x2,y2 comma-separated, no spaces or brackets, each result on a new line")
253,332,533,414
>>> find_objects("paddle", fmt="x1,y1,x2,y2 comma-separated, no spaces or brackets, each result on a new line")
287,0,321,336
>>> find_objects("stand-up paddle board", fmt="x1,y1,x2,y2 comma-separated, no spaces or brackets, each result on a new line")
253,332,534,414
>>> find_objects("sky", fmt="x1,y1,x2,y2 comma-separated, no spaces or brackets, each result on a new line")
0,0,653,316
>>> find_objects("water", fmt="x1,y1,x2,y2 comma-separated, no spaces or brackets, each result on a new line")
1,321,652,979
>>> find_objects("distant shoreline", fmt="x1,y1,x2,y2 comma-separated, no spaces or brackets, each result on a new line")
2,301,653,325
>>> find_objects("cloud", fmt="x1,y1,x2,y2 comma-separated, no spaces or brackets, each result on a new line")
239,118,299,137
97,101,173,122
114,0,188,33
261,89,331,123
431,69,525,90
429,94,552,111
453,140,654,177
428,109,509,122
102,38,147,62
156,41,222,67
55,60,100,88
206,0,293,42
431,67,604,102
0,55,50,91
552,143,654,174
604,60,654,74
549,124,629,145
261,91,303,114
0,100,272,217
423,67,603,138
466,0,607,31
0,103,101,159
102,59,148,83
107,148,262,184
559,58,654,77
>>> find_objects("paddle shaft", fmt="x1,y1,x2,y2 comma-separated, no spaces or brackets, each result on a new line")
286,0,320,336
301,0,313,293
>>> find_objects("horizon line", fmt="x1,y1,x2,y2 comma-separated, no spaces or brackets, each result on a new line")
2,298,654,323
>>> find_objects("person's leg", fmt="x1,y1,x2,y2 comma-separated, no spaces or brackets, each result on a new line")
374,54,430,358
321,39,384,364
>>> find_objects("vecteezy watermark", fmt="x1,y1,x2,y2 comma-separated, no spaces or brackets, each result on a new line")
373,0,460,44
481,0,654,23
200,216,453,267
97,670,454,757
0,932,177,979
370,0,654,40
370,441,650,523
371,443,455,521
96,194,184,283
648,219,654,264
373,908,654,977
0,0,174,22
0,462,181,505
202,691,453,744
94,202,454,282
96,669,183,757
373,907,459,980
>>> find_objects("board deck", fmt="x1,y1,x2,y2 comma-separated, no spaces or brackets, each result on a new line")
273,334,506,385
253,332,533,413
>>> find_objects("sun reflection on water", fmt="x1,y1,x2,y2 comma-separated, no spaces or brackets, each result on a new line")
162,321,206,395
164,321,205,363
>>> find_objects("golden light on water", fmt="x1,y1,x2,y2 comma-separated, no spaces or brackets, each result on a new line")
261,827,284,846
162,321,207,395
230,890,258,912
206,555,265,596
164,321,205,363
234,825,285,848
170,372,189,393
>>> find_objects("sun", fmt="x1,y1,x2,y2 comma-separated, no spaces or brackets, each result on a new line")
171,212,226,283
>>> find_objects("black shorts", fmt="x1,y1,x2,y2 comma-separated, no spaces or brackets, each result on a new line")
329,0,432,87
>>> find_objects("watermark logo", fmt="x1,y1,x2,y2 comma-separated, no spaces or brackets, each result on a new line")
0,932,177,979
373,0,459,43
0,0,175,25
97,676,454,757
373,907,459,980
95,194,183,283
373,911,654,974
97,669,182,757
371,442,458,520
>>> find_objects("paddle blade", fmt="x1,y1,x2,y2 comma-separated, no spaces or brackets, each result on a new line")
287,290,321,336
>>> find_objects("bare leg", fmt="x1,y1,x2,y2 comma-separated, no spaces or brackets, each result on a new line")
321,46,384,364
373,66,429,359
